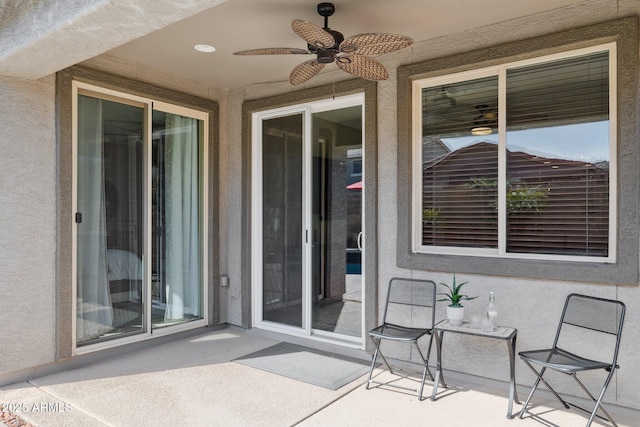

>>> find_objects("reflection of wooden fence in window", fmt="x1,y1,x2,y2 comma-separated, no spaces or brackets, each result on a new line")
422,142,498,248
422,142,609,257
507,151,609,256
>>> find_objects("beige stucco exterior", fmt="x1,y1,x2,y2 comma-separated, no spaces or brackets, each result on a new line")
0,74,57,373
1,0,640,411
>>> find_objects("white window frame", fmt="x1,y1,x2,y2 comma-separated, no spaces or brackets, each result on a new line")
411,43,617,263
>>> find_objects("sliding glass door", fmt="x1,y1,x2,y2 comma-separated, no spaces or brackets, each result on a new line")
74,84,208,347
253,94,364,344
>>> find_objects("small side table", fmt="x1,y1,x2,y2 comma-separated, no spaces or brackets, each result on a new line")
430,320,520,419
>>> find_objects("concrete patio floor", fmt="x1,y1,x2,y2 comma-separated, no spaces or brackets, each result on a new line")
1,326,638,427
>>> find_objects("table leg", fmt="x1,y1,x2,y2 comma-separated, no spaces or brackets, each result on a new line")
506,333,520,419
430,330,447,401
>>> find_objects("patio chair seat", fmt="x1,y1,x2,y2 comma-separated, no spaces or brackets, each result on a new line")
368,323,431,342
519,347,613,373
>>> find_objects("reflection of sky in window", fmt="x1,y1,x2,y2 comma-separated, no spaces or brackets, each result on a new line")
441,121,609,163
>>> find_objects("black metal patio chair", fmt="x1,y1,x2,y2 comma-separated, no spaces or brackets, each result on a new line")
518,293,626,427
365,277,438,400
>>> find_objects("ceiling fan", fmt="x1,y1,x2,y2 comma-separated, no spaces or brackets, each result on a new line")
233,2,413,85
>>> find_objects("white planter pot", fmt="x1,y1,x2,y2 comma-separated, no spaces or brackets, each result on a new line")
446,305,465,326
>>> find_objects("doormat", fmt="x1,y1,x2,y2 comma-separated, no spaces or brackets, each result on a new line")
234,342,371,390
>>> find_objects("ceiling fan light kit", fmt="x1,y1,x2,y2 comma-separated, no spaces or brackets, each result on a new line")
471,126,493,136
234,2,413,85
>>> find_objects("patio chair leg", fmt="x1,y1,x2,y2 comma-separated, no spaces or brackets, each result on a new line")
366,337,397,390
521,361,570,410
519,363,572,420
413,341,434,381
573,371,618,427
418,364,431,401
518,374,541,419
413,342,432,401
366,347,380,390
375,348,396,375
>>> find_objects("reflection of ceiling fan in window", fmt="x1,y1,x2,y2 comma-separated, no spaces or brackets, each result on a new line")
471,104,497,135
429,88,458,109
472,104,551,134
233,2,413,85
474,104,497,126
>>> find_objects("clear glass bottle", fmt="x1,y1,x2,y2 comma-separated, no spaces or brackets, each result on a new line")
486,291,497,332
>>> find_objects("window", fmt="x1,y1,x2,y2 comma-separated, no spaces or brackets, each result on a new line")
413,44,615,262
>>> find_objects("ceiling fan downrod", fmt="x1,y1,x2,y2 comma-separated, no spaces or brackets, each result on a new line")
313,2,343,63
317,2,335,29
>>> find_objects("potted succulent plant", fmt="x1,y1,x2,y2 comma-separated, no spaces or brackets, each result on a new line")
438,274,477,325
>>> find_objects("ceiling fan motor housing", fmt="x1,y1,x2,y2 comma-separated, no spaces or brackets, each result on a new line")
308,27,344,63
316,49,334,64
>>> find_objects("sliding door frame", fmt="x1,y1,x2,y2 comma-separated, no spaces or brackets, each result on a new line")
70,81,209,354
251,104,310,336
250,93,367,347
242,79,377,351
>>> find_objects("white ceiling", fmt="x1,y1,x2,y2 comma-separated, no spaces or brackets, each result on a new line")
85,0,608,90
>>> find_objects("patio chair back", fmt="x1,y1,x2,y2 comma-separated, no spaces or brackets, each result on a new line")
382,277,437,331
553,293,625,364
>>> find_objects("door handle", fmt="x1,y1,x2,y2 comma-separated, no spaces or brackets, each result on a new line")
357,231,363,251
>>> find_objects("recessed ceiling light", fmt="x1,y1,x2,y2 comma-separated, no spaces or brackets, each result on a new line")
194,44,216,53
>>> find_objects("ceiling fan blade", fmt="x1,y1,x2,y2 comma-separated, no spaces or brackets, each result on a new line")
291,19,335,49
336,55,389,81
234,47,310,55
340,33,413,56
290,60,325,85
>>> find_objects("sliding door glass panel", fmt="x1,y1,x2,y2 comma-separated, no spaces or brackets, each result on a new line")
76,95,145,345
152,110,204,328
311,106,363,337
262,114,304,327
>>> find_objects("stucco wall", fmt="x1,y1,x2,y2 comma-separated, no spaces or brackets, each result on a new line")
0,74,57,374
221,87,245,327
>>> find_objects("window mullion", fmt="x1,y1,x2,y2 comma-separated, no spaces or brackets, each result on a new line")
498,67,507,255
145,101,153,335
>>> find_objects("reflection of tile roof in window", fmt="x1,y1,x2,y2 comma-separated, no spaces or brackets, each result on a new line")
423,141,609,177
422,137,452,170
